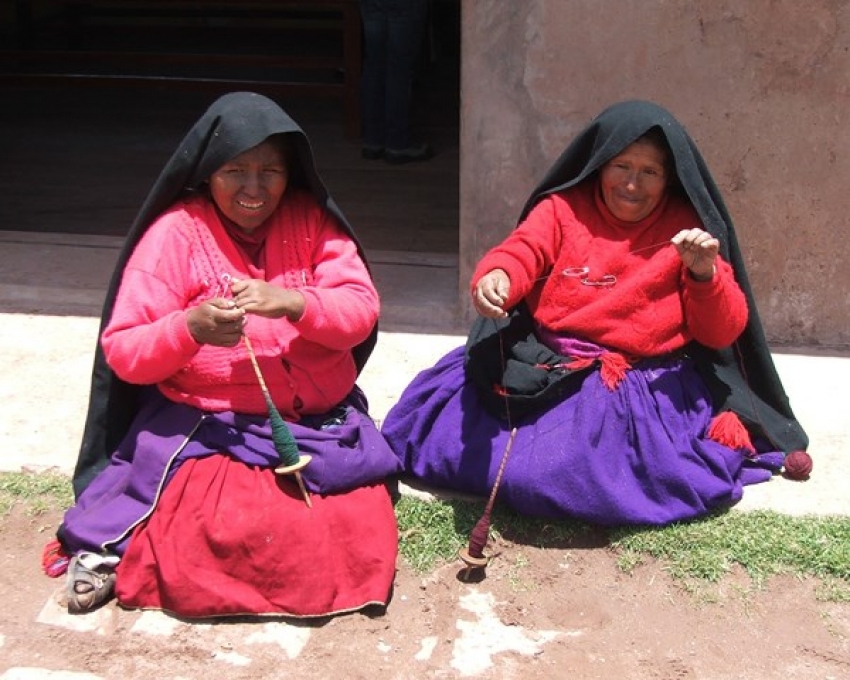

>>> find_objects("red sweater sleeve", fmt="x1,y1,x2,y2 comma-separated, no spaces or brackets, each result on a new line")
290,204,379,350
470,197,561,307
101,212,203,384
681,260,748,349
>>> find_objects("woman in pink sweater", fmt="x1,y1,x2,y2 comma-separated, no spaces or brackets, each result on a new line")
383,100,808,528
49,92,402,618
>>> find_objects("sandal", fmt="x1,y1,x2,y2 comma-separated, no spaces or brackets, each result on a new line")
66,552,118,614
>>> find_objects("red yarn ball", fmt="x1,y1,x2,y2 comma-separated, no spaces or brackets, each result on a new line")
783,450,813,480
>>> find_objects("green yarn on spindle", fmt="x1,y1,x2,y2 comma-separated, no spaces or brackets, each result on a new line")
263,393,300,467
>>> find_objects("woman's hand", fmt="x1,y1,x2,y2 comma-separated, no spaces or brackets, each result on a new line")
186,298,245,347
231,278,305,321
473,269,511,318
672,228,719,281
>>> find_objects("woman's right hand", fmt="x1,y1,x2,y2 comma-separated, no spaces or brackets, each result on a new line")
473,269,511,318
186,298,246,347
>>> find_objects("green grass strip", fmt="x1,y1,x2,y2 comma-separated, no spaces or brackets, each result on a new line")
395,495,850,600
0,470,74,516
395,495,589,573
4,471,848,601
608,509,850,584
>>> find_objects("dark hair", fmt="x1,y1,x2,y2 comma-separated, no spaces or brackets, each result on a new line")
590,126,680,195
273,133,307,188
636,126,683,195
637,127,671,169
187,132,306,199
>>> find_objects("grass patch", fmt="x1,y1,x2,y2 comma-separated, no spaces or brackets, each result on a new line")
395,495,589,573
395,495,586,573
0,471,74,516
395,495,477,572
0,470,73,516
609,510,850,585
395,496,850,600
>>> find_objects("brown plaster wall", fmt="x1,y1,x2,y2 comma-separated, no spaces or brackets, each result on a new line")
459,0,849,348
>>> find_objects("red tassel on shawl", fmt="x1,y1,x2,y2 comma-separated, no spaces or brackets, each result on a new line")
708,411,755,455
528,354,627,390
598,352,631,390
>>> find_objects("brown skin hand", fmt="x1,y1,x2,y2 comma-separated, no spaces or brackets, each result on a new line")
230,278,305,322
186,298,246,347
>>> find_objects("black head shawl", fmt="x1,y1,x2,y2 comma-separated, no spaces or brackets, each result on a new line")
469,100,807,453
71,92,378,496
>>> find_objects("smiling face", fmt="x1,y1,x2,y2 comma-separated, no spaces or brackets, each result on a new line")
209,137,289,233
599,136,670,223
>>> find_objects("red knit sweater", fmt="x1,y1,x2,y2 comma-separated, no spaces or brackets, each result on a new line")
101,190,379,419
472,182,748,357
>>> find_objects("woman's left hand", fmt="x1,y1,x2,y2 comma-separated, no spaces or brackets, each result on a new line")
231,278,305,321
671,228,719,281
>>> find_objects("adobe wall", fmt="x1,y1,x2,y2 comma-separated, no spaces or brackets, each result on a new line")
459,1,849,349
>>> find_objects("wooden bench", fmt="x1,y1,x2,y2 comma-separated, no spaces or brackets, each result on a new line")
4,0,363,137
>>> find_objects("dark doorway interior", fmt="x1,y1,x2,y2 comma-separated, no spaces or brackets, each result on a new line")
0,0,460,256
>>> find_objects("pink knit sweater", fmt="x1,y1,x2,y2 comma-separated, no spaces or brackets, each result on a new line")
101,190,379,419
472,182,748,357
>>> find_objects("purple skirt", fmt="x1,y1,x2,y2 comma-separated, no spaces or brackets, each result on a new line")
60,387,402,555
381,346,781,526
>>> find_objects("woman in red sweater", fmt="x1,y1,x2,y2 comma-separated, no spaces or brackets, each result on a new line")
49,92,402,618
382,100,808,526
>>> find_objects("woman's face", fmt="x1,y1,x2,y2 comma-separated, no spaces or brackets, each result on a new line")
209,138,289,233
599,138,669,222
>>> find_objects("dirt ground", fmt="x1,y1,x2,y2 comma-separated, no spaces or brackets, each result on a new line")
2,285,848,680
1,505,848,680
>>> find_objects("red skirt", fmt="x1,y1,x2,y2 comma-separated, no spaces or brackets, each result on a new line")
115,454,398,619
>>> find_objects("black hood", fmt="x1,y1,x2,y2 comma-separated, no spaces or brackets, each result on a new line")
72,92,378,495
480,100,808,453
